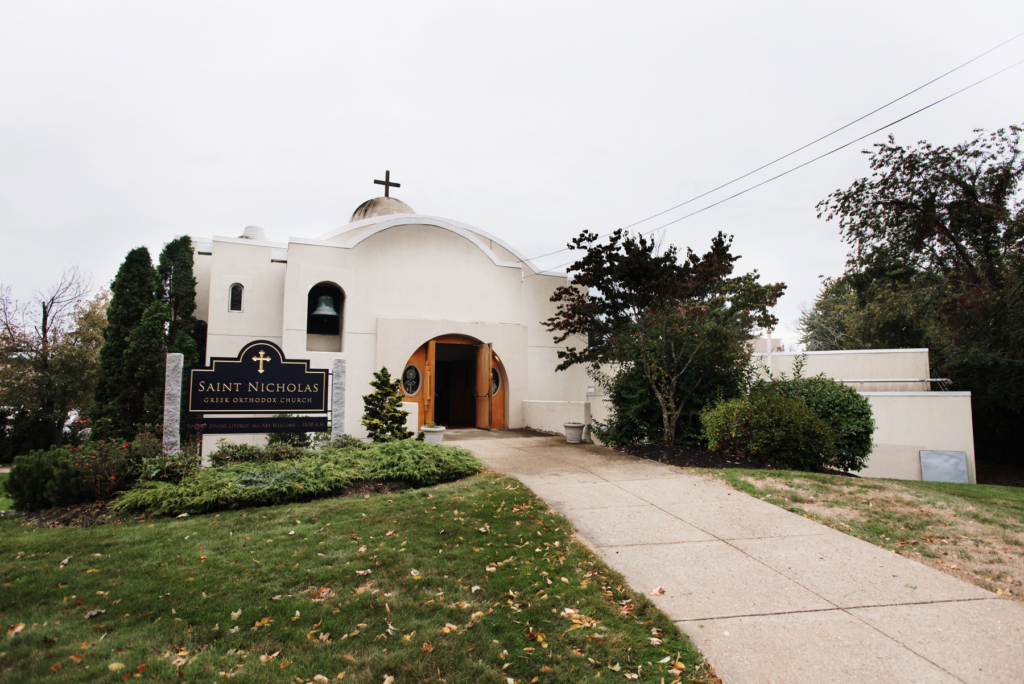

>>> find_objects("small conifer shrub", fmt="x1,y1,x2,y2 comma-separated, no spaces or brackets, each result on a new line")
361,367,413,442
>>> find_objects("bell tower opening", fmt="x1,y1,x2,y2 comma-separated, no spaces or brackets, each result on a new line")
306,282,344,352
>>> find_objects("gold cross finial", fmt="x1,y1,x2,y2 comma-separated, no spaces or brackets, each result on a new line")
252,350,271,373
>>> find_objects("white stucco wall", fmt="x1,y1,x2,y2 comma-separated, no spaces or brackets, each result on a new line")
757,349,932,392
522,400,590,435
859,392,977,483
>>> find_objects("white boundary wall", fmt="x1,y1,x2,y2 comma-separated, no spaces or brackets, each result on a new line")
522,400,590,437
859,392,976,483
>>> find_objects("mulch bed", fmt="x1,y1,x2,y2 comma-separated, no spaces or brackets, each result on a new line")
616,443,858,477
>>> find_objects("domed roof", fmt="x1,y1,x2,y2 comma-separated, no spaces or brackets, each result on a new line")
349,196,415,223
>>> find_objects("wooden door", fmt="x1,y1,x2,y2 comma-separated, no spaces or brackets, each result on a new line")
475,343,492,429
425,340,436,426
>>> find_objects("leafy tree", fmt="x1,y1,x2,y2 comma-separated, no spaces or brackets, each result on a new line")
91,247,160,440
546,230,785,444
361,367,413,442
0,268,107,451
812,124,1024,461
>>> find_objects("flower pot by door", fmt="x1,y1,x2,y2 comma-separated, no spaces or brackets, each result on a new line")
422,426,445,444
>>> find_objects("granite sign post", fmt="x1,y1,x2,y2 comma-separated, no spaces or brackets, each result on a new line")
331,358,346,442
162,353,184,452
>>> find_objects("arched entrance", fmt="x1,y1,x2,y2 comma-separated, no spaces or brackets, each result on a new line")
401,334,507,430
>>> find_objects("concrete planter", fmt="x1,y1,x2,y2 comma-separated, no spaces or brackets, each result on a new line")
563,422,585,444
422,426,446,444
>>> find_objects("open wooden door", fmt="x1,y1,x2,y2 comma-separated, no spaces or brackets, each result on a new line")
425,340,436,425
475,343,492,429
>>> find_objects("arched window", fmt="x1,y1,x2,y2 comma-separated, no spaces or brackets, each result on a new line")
306,282,344,352
229,284,243,312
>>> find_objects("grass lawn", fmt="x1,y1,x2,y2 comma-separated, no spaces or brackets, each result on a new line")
0,473,12,511
705,468,1024,600
0,473,714,683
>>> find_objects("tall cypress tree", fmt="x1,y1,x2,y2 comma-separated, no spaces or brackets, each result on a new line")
158,236,200,368
91,247,160,440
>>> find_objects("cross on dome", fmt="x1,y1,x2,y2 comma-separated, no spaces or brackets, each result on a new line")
373,170,401,197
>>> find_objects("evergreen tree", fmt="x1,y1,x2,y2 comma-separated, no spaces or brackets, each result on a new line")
158,236,201,367
91,247,159,440
361,367,413,442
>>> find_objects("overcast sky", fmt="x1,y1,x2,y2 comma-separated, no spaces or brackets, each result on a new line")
2,1,1023,346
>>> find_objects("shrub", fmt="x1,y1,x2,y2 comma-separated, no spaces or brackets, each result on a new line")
3,448,88,511
139,446,202,484
114,442,482,515
75,440,141,501
350,441,482,486
745,392,836,471
362,367,413,442
700,398,752,453
208,441,309,467
753,376,874,472
328,434,367,450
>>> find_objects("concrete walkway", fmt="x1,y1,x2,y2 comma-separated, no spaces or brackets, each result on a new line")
447,430,1024,684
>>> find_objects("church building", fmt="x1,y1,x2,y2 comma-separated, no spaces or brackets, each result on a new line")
188,174,587,441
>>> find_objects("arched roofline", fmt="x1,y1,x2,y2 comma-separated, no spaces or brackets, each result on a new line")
309,214,565,277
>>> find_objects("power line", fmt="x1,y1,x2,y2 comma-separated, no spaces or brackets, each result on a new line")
525,55,1024,279
518,29,1024,268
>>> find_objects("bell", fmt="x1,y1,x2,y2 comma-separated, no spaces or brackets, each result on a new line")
311,295,339,317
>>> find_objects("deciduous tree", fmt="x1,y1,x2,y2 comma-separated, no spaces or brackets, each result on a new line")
0,267,107,449
545,230,785,444
812,124,1024,461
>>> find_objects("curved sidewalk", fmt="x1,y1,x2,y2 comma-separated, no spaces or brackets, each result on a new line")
449,430,1024,684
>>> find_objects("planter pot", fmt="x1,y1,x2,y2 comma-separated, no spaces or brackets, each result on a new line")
422,426,446,444
563,423,585,444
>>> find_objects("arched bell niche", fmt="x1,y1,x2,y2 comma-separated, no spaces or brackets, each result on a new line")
305,282,344,352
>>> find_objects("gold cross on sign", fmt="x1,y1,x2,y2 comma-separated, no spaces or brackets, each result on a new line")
252,350,271,373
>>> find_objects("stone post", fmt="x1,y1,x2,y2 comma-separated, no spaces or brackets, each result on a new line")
163,353,184,452
330,358,346,442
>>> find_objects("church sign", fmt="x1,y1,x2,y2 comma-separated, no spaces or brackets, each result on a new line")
186,340,329,414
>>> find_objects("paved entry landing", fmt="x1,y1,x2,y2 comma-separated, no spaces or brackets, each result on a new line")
447,430,1024,684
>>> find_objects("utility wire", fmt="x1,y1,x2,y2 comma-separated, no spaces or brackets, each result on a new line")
525,55,1024,279
518,29,1024,268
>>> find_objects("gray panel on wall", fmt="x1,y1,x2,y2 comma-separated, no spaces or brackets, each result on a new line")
920,451,969,484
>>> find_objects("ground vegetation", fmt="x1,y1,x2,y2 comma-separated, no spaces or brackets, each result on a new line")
0,475,718,683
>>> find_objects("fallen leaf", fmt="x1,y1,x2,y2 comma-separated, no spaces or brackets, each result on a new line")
336,673,345,680
356,570,372,577
59,557,71,568
86,569,99,574
85,610,106,619
313,676,329,683
176,513,188,518
383,676,394,684
69,655,83,663
231,609,242,620
7,623,26,637
51,663,62,672
343,655,355,661
421,641,433,653
108,663,125,672
649,587,665,596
